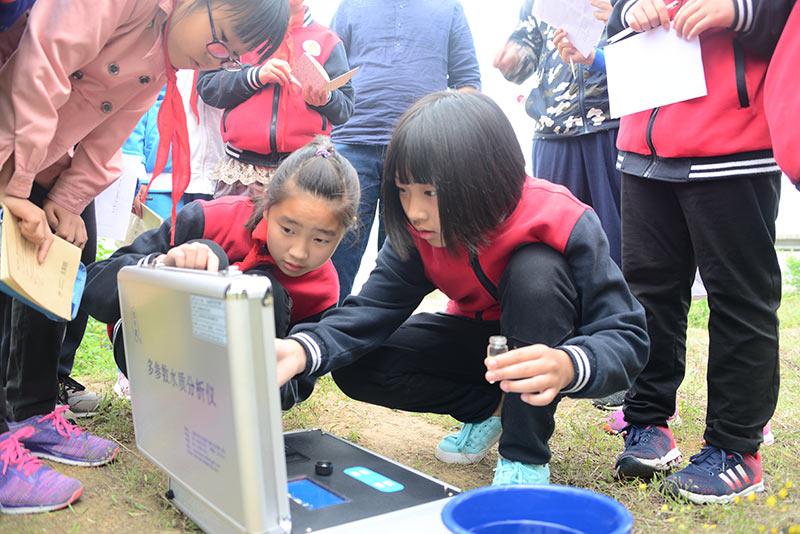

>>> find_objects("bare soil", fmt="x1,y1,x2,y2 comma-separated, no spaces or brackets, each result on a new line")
1,377,496,534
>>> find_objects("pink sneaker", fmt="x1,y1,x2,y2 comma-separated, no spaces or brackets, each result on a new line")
113,372,130,401
0,427,84,514
603,407,680,435
7,406,119,467
762,421,775,446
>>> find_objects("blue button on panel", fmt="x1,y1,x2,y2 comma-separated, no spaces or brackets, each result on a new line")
343,466,405,493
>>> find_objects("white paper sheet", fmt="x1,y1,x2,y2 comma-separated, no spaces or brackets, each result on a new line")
531,0,606,58
94,154,142,241
605,28,707,118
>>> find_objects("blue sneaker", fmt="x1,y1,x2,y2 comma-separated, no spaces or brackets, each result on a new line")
492,457,550,485
615,424,682,479
660,446,764,504
435,416,502,464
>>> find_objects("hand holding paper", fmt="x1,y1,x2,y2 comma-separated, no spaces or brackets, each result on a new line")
43,198,87,249
531,0,607,58
1,205,81,320
0,195,53,263
554,29,595,67
257,58,295,87
291,53,358,94
672,0,735,40
604,28,707,118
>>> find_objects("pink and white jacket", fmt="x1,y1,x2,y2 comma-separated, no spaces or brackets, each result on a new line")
0,0,172,214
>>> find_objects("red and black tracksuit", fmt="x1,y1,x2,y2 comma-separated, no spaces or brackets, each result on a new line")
288,178,649,465
609,0,787,454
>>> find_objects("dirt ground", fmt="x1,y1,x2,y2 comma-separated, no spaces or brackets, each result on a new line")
0,379,496,534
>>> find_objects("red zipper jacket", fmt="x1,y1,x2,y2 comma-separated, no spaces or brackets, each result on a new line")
197,13,354,166
609,1,779,181
765,1,800,182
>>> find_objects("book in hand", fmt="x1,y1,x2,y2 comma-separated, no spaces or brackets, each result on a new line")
292,52,359,93
116,202,163,248
0,205,84,321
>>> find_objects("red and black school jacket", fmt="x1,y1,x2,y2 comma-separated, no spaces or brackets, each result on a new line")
196,13,354,167
413,179,589,321
83,196,339,326
288,178,649,400
765,0,800,182
608,0,779,181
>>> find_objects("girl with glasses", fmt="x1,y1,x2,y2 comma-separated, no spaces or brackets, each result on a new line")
0,0,289,515
197,0,355,198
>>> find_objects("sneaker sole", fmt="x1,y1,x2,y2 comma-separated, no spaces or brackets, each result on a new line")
0,485,83,514
32,444,120,467
435,448,491,464
435,435,501,465
593,403,623,412
615,448,683,479
667,481,765,505
57,405,98,420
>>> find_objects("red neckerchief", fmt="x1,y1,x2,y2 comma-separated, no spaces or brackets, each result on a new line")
145,5,191,245
233,218,275,272
189,69,200,124
272,7,306,150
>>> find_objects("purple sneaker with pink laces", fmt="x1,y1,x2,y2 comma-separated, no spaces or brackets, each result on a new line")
7,406,119,467
1,426,84,514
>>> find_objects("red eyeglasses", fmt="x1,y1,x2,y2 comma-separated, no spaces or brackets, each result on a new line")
205,0,243,72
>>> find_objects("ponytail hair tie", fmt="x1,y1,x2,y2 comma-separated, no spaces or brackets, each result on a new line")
316,147,331,158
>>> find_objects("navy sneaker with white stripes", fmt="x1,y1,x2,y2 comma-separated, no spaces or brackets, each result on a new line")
660,446,764,504
615,424,682,479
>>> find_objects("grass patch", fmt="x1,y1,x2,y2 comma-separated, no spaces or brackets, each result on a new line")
3,292,799,532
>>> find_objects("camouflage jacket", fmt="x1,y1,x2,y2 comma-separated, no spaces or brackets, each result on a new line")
502,0,618,139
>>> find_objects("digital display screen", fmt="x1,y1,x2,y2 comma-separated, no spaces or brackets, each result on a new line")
288,478,347,510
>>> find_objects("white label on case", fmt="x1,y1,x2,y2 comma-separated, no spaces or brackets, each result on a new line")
190,295,227,346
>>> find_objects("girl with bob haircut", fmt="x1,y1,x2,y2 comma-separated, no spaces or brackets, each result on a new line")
275,91,649,486
0,0,289,515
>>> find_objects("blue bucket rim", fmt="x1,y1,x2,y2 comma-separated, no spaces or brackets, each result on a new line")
441,484,633,534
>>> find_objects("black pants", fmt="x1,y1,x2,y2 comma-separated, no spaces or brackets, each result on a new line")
57,204,97,379
1,186,96,433
621,173,781,454
332,243,580,465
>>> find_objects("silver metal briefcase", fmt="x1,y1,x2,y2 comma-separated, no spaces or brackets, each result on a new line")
118,265,291,534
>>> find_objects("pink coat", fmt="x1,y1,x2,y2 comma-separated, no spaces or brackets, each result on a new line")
0,0,172,214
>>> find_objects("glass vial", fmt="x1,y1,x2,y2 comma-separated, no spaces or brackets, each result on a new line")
488,335,508,357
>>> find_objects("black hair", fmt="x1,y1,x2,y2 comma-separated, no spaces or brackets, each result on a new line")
246,136,360,232
382,90,527,260
198,0,290,63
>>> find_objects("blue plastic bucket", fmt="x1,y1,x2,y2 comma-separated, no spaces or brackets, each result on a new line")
441,485,633,534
